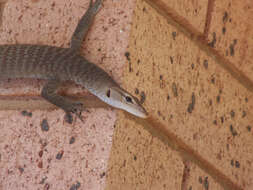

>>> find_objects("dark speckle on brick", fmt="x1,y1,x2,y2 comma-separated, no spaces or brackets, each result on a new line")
134,155,137,161
167,94,170,101
191,64,194,69
69,137,75,144
222,27,226,34
223,11,228,23
21,110,32,117
137,59,141,64
246,125,251,132
125,52,132,72
159,76,165,89
124,52,130,61
39,150,43,157
229,39,237,56
170,56,173,64
235,160,240,168
41,119,49,132
157,110,166,120
229,44,235,56
18,167,24,174
242,111,246,118
245,97,248,102
208,32,216,47
135,88,139,95
172,82,178,97
38,161,43,168
230,110,235,118
213,120,217,125
231,159,234,166
230,125,238,136
70,181,81,190
204,177,209,190
128,63,133,72
100,172,106,178
220,116,224,123
187,93,195,114
203,59,208,69
140,91,146,104
172,31,177,40
211,77,215,84
64,112,73,124
56,150,64,160
199,176,203,184
216,95,220,103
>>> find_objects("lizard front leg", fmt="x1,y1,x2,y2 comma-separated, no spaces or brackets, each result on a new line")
70,0,103,51
41,79,84,121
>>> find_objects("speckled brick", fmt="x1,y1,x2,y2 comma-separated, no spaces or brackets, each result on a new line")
106,0,253,189
106,114,184,189
207,0,253,80
161,0,208,31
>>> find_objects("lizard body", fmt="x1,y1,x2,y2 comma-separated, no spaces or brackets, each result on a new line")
0,0,148,119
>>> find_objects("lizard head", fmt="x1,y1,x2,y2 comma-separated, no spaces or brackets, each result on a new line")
103,86,148,118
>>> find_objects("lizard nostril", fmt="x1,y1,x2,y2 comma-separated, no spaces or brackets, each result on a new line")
106,89,111,98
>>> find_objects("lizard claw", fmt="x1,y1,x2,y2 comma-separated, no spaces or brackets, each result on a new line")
68,102,85,122
92,0,103,14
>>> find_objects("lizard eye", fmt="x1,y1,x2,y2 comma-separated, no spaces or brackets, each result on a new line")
106,89,111,98
125,96,133,103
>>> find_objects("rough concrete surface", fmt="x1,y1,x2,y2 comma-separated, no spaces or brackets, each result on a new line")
106,0,253,190
0,0,134,189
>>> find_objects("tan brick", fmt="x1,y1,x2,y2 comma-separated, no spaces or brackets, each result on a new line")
106,0,253,189
106,113,184,190
182,162,224,190
161,0,208,31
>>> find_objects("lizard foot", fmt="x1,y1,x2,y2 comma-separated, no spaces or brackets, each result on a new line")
91,0,103,14
66,102,85,122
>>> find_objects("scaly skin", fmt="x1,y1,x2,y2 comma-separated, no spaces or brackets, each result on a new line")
0,44,116,89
